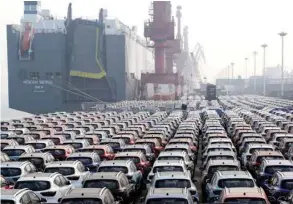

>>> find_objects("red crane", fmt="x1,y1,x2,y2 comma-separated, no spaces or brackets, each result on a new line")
142,1,182,100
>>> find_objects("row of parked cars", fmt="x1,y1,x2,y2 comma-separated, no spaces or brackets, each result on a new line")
0,100,202,204
0,95,292,204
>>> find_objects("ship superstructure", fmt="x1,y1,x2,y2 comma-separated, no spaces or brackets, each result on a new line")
7,1,154,114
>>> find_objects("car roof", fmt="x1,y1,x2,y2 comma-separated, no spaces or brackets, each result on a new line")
45,161,80,167
223,187,266,198
158,151,186,157
263,159,293,166
115,152,143,157
1,161,30,167
17,172,59,180
86,172,124,180
68,152,96,157
99,160,132,166
147,188,190,199
62,188,108,199
215,171,253,179
154,171,190,179
153,160,184,166
253,151,283,156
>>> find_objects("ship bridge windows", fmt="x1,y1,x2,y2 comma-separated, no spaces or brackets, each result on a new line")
45,72,54,79
30,72,39,79
55,72,61,78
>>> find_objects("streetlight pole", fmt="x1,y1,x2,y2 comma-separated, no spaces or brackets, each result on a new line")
279,32,287,98
261,44,268,96
245,58,248,79
253,51,257,94
231,62,235,79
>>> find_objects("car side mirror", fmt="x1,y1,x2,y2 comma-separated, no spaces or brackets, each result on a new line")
192,178,198,183
129,180,135,184
65,180,71,185
40,197,47,203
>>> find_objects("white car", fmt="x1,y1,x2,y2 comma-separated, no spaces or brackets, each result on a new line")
14,172,73,203
44,161,90,188
1,189,46,204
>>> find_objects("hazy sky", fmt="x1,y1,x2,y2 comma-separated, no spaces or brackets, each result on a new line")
0,0,292,119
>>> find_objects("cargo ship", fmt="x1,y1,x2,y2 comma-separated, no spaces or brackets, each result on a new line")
7,1,155,114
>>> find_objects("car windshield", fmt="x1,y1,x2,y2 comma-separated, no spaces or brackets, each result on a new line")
43,149,65,156
18,158,44,168
83,179,119,189
61,198,103,204
102,142,120,149
265,165,293,174
208,166,239,174
153,166,183,173
1,168,21,177
158,156,184,161
146,198,188,204
1,134,9,139
281,179,293,190
124,148,146,154
14,181,50,191
218,179,255,188
29,143,46,149
46,138,60,145
115,156,140,164
67,157,93,165
256,156,284,163
98,166,128,174
0,200,15,204
249,148,272,154
80,149,104,155
2,149,25,157
155,179,191,188
66,143,82,149
165,148,187,153
44,167,75,175
137,142,155,148
224,198,267,204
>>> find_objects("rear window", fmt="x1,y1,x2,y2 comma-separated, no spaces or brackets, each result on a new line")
0,200,15,204
155,179,191,188
265,165,293,174
208,155,234,161
224,198,267,204
43,149,65,156
146,198,188,204
2,149,25,157
9,137,24,145
61,198,103,204
83,179,119,189
98,166,128,174
1,168,21,177
1,134,9,139
67,157,93,165
249,148,272,154
103,142,120,149
115,156,140,164
14,180,51,191
281,179,293,190
18,157,44,167
46,138,60,145
80,149,104,155
153,166,183,173
44,167,75,175
66,143,82,149
208,166,239,174
256,156,284,163
53,127,63,132
218,179,255,188
124,148,146,154
29,143,46,149
165,148,187,153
